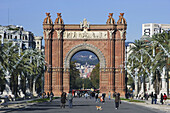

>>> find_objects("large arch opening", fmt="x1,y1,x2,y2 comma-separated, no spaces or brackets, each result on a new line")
63,43,106,94
70,50,99,91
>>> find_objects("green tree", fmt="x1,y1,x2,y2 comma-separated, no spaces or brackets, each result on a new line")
91,63,99,89
70,61,80,89
128,40,149,94
75,77,83,89
0,39,45,96
82,78,92,89
150,31,170,94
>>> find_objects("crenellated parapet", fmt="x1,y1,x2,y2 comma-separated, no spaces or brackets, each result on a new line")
43,12,127,30
43,13,127,40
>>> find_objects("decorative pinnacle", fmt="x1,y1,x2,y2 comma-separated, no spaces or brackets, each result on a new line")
120,13,124,16
46,13,50,17
109,13,113,17
57,13,62,17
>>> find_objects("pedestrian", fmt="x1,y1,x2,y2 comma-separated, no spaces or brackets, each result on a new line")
150,92,154,104
92,92,95,98
85,92,88,99
61,92,67,108
67,91,73,108
47,92,50,98
125,92,128,99
154,93,157,104
77,91,80,98
160,93,163,104
102,93,106,103
146,93,148,100
108,91,111,100
43,92,46,98
115,93,121,109
113,92,116,98
95,92,98,103
50,92,54,102
163,93,167,105
144,93,146,100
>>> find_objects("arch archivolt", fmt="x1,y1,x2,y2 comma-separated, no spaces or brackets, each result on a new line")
64,43,106,71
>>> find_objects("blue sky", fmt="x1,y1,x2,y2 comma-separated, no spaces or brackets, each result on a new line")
0,0,170,45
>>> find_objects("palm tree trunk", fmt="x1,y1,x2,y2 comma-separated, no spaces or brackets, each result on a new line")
143,75,145,95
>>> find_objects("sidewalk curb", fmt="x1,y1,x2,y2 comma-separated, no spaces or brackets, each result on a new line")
0,99,38,113
121,100,170,113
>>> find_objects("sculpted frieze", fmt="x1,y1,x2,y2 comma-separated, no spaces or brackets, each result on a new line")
63,31,107,39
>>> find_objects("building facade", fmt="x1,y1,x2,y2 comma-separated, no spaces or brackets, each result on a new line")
43,13,127,96
34,36,43,50
142,23,170,37
0,25,36,49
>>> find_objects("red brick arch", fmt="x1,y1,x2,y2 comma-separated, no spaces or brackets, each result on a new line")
43,13,127,96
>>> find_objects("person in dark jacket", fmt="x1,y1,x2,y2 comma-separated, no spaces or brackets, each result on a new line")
160,93,163,104
154,93,157,104
61,92,67,108
150,92,154,104
115,93,121,109
102,93,106,103
95,93,98,103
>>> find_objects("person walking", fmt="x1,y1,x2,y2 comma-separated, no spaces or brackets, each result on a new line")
115,93,121,109
102,93,106,103
47,92,50,98
108,91,111,100
67,91,73,108
150,92,154,104
95,92,98,103
113,92,116,98
77,91,80,98
163,93,167,105
154,93,157,104
85,92,88,99
61,92,67,108
50,92,54,102
160,93,163,104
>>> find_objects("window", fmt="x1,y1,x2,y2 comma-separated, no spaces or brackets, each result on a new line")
144,29,150,36
4,33,6,39
25,36,27,40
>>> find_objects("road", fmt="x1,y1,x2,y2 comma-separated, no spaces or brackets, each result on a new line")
10,97,165,113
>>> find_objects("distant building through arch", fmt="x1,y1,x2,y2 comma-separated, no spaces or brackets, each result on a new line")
43,13,127,96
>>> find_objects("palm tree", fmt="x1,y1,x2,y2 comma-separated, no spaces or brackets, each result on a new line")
24,49,45,96
149,31,170,95
128,40,151,96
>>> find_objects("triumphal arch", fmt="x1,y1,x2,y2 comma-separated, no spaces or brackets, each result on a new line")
43,13,127,96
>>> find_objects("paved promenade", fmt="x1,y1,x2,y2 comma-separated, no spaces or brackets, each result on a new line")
1,97,168,113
